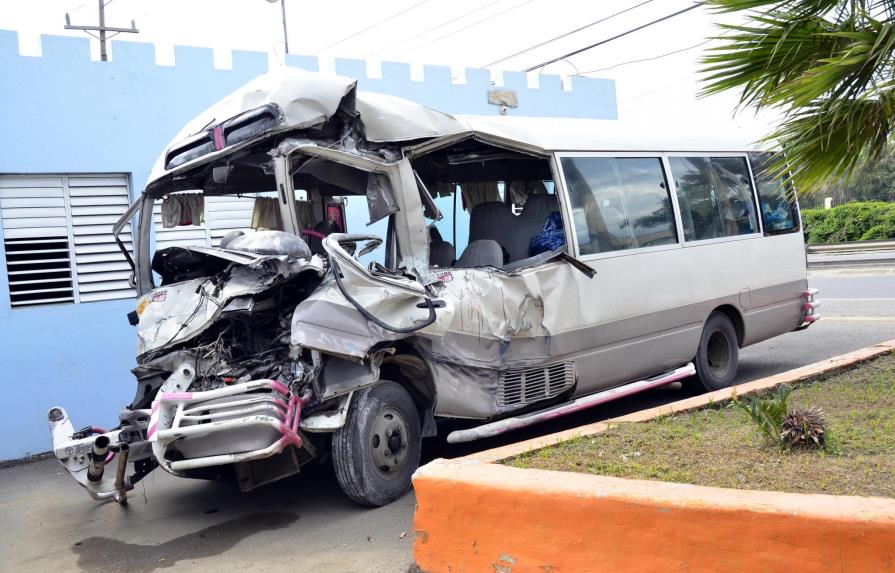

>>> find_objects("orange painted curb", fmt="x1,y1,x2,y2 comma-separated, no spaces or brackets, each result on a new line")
413,461,895,573
413,340,895,573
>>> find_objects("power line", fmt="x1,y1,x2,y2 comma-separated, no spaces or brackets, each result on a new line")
576,39,710,75
522,2,703,73
371,0,507,59
480,0,657,69
312,0,436,55
388,0,541,58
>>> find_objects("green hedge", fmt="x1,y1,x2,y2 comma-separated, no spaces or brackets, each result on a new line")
802,201,895,244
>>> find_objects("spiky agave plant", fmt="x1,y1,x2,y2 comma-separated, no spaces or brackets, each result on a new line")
780,407,826,449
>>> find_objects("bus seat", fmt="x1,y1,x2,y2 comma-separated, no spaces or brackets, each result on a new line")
469,201,516,262
521,194,558,225
428,226,455,267
517,194,560,257
303,219,341,256
456,240,503,268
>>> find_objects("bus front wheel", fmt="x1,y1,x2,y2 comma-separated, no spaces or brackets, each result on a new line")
332,381,421,507
689,311,739,392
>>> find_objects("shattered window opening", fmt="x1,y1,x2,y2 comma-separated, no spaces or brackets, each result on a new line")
413,140,560,269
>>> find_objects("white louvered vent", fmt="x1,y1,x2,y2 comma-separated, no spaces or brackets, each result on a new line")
497,361,576,407
1,176,74,306
0,174,134,307
68,176,135,302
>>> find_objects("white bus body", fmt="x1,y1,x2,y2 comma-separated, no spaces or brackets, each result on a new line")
47,68,818,507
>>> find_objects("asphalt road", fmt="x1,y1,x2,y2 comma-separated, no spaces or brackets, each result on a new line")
1,268,892,573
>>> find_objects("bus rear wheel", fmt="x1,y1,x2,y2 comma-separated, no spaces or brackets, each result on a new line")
689,311,739,392
332,381,421,507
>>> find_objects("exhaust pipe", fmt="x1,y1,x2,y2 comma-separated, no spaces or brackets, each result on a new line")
114,443,130,504
87,435,111,483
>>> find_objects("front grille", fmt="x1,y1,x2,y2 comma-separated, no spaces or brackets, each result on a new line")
498,362,576,407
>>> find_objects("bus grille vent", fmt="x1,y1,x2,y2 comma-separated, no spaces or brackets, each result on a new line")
498,362,576,407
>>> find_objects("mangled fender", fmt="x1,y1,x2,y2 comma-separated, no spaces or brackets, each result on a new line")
137,251,324,359
290,233,440,360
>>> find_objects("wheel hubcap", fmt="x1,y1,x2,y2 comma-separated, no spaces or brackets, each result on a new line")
369,406,409,480
706,330,731,378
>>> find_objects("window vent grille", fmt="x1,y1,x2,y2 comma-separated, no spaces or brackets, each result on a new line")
68,176,135,302
497,361,576,407
0,174,134,307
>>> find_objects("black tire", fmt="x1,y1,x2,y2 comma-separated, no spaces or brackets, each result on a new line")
332,381,422,507
688,311,739,392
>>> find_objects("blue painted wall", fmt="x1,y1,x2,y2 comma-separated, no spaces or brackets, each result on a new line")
0,30,616,460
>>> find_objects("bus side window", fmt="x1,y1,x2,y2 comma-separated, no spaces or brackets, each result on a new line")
669,156,759,241
747,152,799,233
560,156,677,255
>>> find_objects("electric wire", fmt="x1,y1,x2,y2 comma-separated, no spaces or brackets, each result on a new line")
480,0,658,69
522,2,704,73
312,0,436,55
371,0,507,58
388,0,541,58
575,39,710,75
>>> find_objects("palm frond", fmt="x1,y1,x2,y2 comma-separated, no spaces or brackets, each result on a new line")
700,0,895,192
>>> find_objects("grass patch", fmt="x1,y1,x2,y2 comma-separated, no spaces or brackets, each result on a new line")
505,353,895,498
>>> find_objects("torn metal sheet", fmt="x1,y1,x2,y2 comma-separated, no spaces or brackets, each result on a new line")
137,251,324,358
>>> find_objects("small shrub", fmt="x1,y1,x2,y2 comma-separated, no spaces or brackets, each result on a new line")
780,407,826,449
732,385,792,446
802,201,895,244
734,386,832,452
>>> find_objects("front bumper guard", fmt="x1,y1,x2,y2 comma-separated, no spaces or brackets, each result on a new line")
149,379,309,474
49,378,310,502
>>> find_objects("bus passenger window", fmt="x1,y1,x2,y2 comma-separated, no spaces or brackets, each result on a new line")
748,152,799,233
560,156,677,255
669,156,759,241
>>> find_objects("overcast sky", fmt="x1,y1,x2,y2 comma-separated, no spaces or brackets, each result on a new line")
1,0,775,130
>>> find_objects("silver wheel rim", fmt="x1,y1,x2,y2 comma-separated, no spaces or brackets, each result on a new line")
369,406,410,480
706,330,731,378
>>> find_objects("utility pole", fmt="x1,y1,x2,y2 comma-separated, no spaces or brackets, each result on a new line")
65,0,139,62
266,0,289,54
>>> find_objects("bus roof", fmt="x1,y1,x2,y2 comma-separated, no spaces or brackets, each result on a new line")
455,115,771,154
147,68,772,189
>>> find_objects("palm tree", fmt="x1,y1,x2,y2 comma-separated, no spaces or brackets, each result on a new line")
700,0,895,192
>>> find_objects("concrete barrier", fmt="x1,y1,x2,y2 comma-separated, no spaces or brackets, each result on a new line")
412,339,895,573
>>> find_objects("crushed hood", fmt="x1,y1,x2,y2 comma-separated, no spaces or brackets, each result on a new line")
147,67,466,187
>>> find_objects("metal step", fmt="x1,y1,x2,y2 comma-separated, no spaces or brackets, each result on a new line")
446,363,696,444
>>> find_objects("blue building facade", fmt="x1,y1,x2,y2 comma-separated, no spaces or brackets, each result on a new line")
0,29,616,460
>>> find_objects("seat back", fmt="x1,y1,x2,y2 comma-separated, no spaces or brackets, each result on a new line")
428,226,456,267
516,194,561,259
469,201,518,261
456,240,504,268
521,194,559,225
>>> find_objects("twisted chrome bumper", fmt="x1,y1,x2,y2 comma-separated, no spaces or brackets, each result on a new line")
149,379,309,474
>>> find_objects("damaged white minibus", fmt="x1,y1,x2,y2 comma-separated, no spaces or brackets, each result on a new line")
47,68,819,507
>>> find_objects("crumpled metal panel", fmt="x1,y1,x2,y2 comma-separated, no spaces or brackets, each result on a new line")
147,68,466,187
137,254,324,359
355,91,466,142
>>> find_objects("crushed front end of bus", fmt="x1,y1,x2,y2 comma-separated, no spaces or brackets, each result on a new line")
46,68,460,507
